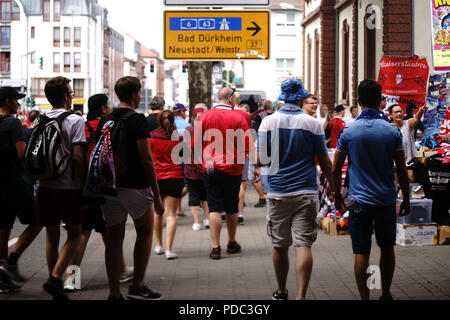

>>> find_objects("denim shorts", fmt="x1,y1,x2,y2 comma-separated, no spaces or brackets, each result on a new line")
348,202,397,255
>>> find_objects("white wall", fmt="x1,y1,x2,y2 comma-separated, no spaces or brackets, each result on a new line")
413,0,433,70
305,0,321,16
304,17,320,95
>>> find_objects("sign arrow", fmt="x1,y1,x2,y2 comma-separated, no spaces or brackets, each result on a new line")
247,21,261,36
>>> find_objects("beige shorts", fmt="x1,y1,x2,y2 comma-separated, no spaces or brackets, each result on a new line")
266,194,319,248
102,188,153,228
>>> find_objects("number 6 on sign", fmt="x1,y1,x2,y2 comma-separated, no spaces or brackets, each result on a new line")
66,265,81,290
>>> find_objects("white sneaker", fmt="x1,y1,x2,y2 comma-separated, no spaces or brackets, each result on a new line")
63,276,77,292
165,251,178,260
119,266,134,283
203,219,210,229
192,223,201,231
154,245,164,255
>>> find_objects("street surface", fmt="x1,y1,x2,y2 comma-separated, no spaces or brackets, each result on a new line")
1,186,449,300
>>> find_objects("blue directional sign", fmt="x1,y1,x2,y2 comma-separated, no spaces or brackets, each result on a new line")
170,17,242,31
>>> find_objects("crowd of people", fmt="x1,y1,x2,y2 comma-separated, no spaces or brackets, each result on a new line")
0,74,418,301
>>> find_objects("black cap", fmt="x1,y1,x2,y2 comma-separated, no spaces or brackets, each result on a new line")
335,105,345,113
0,87,26,100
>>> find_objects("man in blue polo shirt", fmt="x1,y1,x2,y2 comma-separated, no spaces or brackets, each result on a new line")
257,78,333,300
332,80,411,300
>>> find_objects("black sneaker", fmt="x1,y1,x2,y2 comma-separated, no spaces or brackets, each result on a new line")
0,261,26,283
43,276,69,300
209,246,222,260
226,241,242,254
379,294,393,300
127,285,161,300
221,214,226,221
0,278,21,294
238,216,244,225
272,290,288,300
108,294,126,300
254,199,267,208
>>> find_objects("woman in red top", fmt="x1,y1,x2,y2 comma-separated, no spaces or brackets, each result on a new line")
151,110,184,260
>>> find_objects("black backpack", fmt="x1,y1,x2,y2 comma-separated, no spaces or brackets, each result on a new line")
23,112,72,181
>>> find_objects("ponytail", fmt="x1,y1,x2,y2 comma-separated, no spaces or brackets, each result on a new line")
158,110,176,137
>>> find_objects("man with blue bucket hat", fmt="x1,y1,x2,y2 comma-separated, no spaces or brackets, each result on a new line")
257,78,334,300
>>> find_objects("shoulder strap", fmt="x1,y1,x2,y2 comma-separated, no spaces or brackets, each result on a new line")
56,111,72,122
85,121,95,134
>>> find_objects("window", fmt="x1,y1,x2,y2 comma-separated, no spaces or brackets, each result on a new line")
74,27,81,47
31,78,50,97
1,0,11,20
365,6,376,80
0,26,10,46
0,52,10,73
43,0,50,21
314,30,319,97
276,12,295,27
276,58,295,75
73,79,84,97
31,52,35,64
74,52,81,72
31,26,35,39
64,27,71,47
64,53,70,72
11,0,19,20
307,35,311,92
53,53,60,72
53,27,60,47
54,0,61,21
342,20,350,102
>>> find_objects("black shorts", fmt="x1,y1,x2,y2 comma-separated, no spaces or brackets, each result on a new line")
82,204,106,233
158,179,184,198
203,171,242,214
186,179,207,207
36,187,82,227
0,177,37,229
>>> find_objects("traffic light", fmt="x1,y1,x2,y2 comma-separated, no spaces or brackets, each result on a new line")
150,60,155,73
39,57,43,70
182,61,187,73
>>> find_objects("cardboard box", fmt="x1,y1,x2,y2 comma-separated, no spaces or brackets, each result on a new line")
396,223,437,247
321,217,350,236
437,225,450,245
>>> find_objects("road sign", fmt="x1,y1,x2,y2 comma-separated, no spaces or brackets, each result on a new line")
164,11,270,60
165,1,270,5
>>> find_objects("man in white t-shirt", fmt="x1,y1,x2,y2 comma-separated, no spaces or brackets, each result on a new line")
345,106,360,125
38,77,86,300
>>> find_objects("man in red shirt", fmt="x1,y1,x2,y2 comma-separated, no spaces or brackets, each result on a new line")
193,88,253,259
329,105,347,149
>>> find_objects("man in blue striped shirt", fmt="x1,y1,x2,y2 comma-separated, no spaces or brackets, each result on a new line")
257,78,333,300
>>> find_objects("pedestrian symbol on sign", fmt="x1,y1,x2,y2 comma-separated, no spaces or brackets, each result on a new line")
220,18,230,30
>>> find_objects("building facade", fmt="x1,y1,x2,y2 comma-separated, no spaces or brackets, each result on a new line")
303,0,438,111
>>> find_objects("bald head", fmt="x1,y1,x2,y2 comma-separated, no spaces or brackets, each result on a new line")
218,87,234,104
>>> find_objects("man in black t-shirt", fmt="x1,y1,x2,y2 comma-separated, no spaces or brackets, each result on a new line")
100,77,164,301
146,96,165,133
0,87,42,294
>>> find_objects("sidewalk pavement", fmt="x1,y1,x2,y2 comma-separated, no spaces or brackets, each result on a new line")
1,185,449,300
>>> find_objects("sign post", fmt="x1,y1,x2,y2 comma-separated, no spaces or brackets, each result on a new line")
164,10,270,60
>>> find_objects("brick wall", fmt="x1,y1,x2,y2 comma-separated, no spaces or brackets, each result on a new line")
383,0,412,57
352,0,358,107
319,0,336,109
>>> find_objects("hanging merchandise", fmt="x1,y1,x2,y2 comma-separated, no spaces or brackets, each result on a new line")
378,56,430,114
431,0,450,72
423,74,448,137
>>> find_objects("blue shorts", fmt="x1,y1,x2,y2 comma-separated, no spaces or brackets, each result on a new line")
348,202,397,255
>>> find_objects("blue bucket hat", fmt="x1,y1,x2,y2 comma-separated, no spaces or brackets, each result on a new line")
278,78,310,102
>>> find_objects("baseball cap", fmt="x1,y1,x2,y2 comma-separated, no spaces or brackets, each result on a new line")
335,105,345,113
0,87,26,100
173,103,187,112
